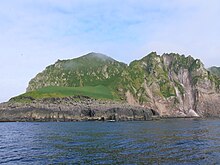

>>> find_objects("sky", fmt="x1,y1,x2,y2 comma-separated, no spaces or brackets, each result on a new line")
0,0,220,102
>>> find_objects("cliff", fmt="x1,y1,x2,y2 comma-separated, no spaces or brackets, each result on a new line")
0,96,158,121
1,52,220,121
118,52,220,117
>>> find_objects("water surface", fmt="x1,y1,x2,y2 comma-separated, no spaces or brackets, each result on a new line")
1,119,220,164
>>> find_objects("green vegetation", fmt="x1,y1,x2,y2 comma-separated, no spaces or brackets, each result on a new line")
208,67,220,78
11,85,118,102
159,81,176,98
27,52,127,91
12,52,220,105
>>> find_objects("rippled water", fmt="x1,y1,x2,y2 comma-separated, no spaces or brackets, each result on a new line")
1,119,220,164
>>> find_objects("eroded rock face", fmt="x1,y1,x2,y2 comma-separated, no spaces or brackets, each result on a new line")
0,97,158,122
119,53,220,117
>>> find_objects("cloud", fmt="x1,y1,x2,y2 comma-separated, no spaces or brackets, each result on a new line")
144,0,220,66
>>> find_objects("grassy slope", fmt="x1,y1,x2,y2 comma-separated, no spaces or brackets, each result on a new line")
27,53,127,91
11,85,118,102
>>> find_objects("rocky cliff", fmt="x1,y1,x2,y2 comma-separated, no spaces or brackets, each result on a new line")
118,52,220,117
1,52,220,121
0,96,158,121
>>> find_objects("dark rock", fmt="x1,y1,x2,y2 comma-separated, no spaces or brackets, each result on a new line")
0,97,156,122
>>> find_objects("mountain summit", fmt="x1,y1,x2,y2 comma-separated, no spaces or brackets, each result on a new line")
80,52,116,62
27,52,127,92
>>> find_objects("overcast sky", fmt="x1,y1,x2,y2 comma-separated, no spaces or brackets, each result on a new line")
0,0,220,102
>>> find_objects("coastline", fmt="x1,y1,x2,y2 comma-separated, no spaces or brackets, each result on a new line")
0,96,157,122
0,96,205,122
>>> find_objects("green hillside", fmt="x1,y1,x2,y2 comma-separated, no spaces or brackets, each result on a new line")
11,85,118,102
27,52,127,92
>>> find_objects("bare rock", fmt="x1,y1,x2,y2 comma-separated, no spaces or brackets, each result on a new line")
187,109,200,117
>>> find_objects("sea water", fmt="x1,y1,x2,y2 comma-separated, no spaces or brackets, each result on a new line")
0,119,220,164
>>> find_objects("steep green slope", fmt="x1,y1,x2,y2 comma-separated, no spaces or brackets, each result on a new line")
27,52,127,93
117,53,194,100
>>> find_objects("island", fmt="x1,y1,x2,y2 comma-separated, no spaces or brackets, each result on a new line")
1,52,220,121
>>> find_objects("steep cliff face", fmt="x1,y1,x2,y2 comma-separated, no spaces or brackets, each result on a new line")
118,52,220,117
12,52,220,118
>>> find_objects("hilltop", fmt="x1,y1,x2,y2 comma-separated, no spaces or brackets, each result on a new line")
1,52,220,121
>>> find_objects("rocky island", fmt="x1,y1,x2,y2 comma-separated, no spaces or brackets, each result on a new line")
1,52,220,121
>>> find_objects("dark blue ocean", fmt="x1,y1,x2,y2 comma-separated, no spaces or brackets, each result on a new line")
1,119,220,164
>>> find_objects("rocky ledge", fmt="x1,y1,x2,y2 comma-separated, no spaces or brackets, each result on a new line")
0,96,161,122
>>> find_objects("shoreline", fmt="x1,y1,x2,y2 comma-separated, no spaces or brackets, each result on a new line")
0,117,212,123
0,96,216,122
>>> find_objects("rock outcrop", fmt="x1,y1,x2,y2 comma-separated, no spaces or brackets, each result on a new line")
0,96,159,122
117,52,220,117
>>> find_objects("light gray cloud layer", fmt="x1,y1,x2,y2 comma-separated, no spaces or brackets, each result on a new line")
0,0,220,102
